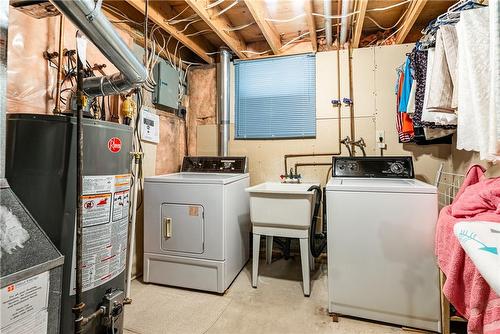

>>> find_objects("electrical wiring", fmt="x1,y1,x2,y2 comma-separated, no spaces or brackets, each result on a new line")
240,49,271,55
280,27,326,50
205,0,225,10
365,13,406,30
265,0,411,23
186,29,212,37
223,22,255,32
177,19,202,33
166,6,190,22
102,4,143,26
167,14,198,25
366,0,411,13
212,0,239,17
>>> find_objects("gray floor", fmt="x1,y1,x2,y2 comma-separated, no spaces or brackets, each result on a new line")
123,255,425,334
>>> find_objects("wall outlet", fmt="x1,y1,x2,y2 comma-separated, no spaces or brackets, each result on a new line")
376,130,385,144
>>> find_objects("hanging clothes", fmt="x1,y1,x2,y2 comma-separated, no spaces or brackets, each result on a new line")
398,57,414,113
489,0,500,160
409,48,453,144
395,66,413,142
426,25,459,113
456,7,499,161
422,48,458,126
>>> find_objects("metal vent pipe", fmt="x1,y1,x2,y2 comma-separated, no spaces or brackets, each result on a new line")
217,48,231,157
49,0,147,97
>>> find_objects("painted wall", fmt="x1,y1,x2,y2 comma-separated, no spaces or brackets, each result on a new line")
197,44,454,187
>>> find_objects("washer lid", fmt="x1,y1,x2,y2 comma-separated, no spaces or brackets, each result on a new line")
326,177,437,194
144,172,249,185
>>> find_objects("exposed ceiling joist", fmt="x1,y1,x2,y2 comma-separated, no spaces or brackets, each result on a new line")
243,0,282,54
125,0,214,63
304,0,317,52
395,0,428,44
105,11,187,69
352,0,368,48
186,0,247,59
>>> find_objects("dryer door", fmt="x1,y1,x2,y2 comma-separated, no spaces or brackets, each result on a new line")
161,203,204,254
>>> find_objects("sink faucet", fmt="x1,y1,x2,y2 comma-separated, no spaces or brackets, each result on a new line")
280,168,302,183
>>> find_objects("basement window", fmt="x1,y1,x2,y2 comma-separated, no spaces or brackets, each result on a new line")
234,54,316,139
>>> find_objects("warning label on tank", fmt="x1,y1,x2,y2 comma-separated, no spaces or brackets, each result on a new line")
70,174,131,295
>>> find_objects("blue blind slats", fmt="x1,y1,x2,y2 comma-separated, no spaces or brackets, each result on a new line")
235,54,316,139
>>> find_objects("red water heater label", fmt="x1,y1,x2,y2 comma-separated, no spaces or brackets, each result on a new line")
107,137,122,153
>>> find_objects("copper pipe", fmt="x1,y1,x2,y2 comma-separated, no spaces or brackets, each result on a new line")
294,162,332,175
284,153,337,176
347,42,355,154
53,15,64,114
336,0,342,152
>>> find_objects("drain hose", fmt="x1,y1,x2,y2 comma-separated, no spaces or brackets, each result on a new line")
307,185,327,258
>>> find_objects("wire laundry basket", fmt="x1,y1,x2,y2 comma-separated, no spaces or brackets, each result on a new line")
434,163,466,209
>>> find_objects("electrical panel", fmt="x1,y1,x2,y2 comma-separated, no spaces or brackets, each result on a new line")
153,61,179,110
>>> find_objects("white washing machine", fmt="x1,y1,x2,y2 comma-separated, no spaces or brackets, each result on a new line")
326,157,441,332
143,157,250,293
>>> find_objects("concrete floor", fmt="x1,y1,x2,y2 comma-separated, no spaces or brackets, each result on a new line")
123,255,426,334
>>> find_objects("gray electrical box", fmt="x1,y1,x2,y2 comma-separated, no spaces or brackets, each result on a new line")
153,61,179,110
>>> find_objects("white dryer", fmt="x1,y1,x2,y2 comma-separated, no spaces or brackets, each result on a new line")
326,157,441,332
143,157,250,293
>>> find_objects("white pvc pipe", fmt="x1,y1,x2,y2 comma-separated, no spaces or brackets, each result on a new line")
339,0,354,45
324,0,332,46
125,154,140,300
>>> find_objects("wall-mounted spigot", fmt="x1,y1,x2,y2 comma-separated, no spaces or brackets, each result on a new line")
331,99,341,108
342,97,353,106
340,136,353,157
351,137,366,157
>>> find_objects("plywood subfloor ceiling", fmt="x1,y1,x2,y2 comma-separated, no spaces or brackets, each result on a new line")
104,0,459,63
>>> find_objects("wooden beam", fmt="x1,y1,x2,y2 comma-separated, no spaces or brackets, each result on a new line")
186,0,247,59
395,0,428,44
243,0,282,54
104,11,188,69
304,0,317,52
125,0,214,63
352,0,368,48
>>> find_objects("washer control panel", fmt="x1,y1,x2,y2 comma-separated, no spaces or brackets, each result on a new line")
333,156,414,178
181,156,248,173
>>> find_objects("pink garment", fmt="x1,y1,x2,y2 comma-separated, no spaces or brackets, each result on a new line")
436,165,500,334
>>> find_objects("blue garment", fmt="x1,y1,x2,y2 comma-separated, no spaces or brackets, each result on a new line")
398,57,413,112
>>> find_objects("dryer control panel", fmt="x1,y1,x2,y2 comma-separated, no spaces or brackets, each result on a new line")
181,156,248,173
332,156,414,178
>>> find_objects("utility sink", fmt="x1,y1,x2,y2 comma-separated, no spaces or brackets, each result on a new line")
245,182,319,229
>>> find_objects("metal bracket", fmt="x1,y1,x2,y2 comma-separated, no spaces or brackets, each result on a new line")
86,0,103,21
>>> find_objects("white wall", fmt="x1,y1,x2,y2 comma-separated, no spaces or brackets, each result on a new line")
197,44,452,186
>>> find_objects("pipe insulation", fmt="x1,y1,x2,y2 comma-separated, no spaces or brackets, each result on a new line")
339,0,354,45
323,0,332,46
49,0,147,97
217,48,231,157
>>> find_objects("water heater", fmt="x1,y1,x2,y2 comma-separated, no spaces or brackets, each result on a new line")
6,114,132,334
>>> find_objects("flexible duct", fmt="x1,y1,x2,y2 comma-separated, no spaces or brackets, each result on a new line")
217,48,231,157
49,0,147,97
324,0,332,47
339,0,354,45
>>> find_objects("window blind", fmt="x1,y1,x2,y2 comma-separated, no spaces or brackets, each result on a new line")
235,54,316,139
